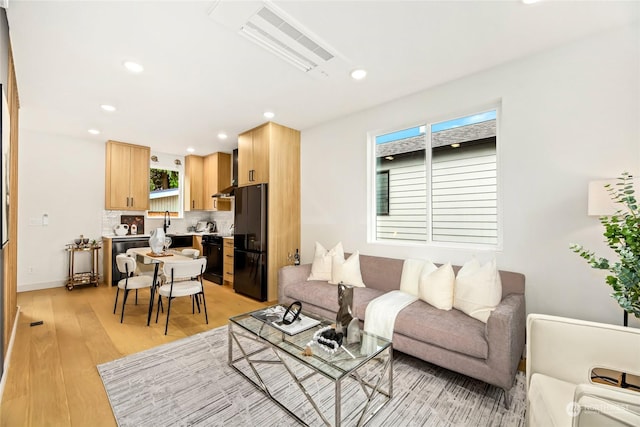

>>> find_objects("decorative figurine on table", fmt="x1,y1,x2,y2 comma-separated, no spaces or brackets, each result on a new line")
337,282,361,344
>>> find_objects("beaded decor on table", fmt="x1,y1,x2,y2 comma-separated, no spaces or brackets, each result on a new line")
307,326,344,355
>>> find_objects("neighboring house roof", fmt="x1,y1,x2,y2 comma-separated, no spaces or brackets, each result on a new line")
376,119,496,157
432,119,496,148
376,135,426,158
149,188,180,199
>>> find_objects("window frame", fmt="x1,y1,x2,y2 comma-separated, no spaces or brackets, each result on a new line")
147,162,184,219
368,103,502,250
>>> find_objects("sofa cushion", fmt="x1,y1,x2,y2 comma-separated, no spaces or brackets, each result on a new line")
329,251,365,287
284,281,384,321
453,258,502,323
418,262,455,310
286,280,341,309
399,258,426,297
394,300,489,359
308,241,343,281
528,373,575,427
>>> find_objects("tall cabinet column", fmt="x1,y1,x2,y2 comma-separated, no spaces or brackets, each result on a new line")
238,122,300,301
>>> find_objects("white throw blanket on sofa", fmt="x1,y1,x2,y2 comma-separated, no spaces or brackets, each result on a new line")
361,290,418,354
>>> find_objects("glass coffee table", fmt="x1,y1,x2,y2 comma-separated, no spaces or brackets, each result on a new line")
228,305,393,426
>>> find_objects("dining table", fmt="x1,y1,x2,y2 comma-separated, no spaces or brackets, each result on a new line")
126,247,199,326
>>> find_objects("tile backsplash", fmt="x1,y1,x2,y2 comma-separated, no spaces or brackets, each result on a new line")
103,210,234,236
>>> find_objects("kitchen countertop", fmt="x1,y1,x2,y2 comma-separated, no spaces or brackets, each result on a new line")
102,232,232,239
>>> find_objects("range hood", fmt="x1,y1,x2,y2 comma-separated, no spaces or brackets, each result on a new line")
213,149,238,198
213,182,236,198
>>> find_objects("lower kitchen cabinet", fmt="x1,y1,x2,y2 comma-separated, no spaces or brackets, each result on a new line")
223,237,234,285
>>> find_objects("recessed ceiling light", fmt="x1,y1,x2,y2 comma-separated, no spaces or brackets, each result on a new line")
350,69,367,80
123,61,144,73
218,132,228,140
88,129,100,135
100,104,116,112
451,143,461,148
263,111,275,119
186,147,195,153
522,0,541,4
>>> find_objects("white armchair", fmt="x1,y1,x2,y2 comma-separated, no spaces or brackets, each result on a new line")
526,314,640,426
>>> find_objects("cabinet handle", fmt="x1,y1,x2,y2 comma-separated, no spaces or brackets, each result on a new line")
192,200,195,209
126,197,130,207
214,199,217,209
131,197,134,207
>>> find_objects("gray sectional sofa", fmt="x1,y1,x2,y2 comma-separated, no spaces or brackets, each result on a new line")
278,253,526,407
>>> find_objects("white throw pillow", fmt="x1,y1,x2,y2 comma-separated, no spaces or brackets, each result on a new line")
399,259,427,297
329,250,365,287
418,262,455,310
453,258,502,322
307,242,344,281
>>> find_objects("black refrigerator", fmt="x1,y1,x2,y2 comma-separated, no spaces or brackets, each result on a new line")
234,183,268,301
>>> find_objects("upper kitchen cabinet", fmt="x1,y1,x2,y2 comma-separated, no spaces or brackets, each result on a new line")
238,123,269,186
204,152,231,210
105,140,150,210
184,155,204,211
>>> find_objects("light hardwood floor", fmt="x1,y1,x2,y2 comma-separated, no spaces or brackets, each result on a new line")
1,281,270,426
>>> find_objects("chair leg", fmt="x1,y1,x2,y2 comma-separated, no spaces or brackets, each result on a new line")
155,295,162,323
120,289,130,323
113,288,120,314
200,291,208,325
164,296,173,335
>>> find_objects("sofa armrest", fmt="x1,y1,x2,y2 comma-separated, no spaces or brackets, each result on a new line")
485,294,526,389
278,264,312,303
574,383,640,426
526,314,640,391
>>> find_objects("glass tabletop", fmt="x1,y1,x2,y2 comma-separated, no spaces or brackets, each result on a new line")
229,305,392,380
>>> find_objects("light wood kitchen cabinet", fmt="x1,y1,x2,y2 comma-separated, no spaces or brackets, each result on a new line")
105,140,150,210
184,155,204,211
203,152,231,210
238,123,269,186
236,121,301,301
223,237,234,285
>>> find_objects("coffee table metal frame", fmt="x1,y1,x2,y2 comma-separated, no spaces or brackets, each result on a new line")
228,308,393,426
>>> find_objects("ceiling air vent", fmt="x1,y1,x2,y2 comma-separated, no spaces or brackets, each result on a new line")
209,1,345,78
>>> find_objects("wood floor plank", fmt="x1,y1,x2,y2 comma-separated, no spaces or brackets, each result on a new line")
1,280,271,426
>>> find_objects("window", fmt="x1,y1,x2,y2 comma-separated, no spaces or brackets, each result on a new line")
373,109,498,247
376,171,390,216
148,167,181,218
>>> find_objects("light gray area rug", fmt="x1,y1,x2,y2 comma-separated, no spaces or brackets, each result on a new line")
97,326,526,426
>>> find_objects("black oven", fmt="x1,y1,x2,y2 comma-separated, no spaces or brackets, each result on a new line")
202,235,223,284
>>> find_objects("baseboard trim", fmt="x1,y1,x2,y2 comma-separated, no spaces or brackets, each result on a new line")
18,280,65,292
0,305,21,402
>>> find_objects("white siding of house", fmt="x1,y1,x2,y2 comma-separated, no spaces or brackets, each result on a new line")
149,195,180,213
377,157,427,241
431,143,497,244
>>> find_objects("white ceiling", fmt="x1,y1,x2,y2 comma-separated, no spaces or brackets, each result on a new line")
6,1,639,156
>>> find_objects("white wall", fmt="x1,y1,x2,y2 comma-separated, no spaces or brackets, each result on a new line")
300,24,640,327
17,131,234,291
18,130,105,291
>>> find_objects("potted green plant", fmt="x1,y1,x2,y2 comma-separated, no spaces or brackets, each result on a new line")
570,172,640,325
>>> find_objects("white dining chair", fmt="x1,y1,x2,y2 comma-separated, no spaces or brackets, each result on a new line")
155,258,208,335
181,248,200,258
113,254,155,323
